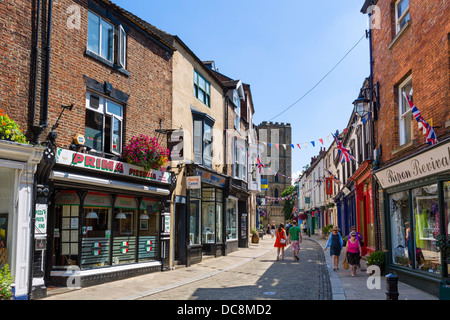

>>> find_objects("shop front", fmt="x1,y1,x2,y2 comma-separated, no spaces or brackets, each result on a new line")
350,160,375,255
185,166,227,266
374,139,450,296
46,148,173,288
0,140,45,299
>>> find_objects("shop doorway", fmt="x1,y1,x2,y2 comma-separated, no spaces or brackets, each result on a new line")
175,203,186,265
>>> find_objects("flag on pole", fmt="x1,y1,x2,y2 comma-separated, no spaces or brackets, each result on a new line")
325,168,341,185
333,133,355,163
402,92,438,145
256,157,264,173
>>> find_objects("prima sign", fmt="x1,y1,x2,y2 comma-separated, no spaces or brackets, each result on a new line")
374,142,450,189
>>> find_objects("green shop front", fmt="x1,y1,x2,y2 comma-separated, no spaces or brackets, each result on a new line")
46,148,174,288
374,139,450,297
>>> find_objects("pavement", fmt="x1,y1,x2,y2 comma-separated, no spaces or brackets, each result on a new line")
43,233,438,301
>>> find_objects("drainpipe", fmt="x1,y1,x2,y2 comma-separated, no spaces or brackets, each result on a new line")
41,0,53,130
30,0,40,143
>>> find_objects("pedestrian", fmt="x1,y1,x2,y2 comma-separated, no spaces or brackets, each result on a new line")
274,223,287,261
302,222,307,235
266,224,270,235
348,225,364,263
323,226,343,270
270,221,276,239
288,220,302,260
344,231,362,276
285,221,291,237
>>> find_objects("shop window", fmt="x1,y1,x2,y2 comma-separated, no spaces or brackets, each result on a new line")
85,92,123,155
189,189,201,245
216,190,223,243
202,188,216,244
226,198,238,240
192,113,214,169
412,184,441,274
81,192,112,269
112,196,138,265
0,213,8,268
390,191,413,268
138,199,159,262
444,181,450,275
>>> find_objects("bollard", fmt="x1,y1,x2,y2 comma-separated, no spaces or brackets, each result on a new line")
385,273,399,300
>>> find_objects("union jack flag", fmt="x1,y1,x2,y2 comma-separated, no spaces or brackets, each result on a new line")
256,157,264,173
333,133,355,163
324,168,341,185
402,92,438,145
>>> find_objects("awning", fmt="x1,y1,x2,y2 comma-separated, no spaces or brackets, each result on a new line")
51,170,170,196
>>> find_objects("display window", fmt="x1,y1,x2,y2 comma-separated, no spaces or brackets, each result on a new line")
388,181,449,275
226,198,238,240
189,188,201,245
0,168,14,268
444,181,450,275
138,198,159,261
81,192,112,268
113,195,137,265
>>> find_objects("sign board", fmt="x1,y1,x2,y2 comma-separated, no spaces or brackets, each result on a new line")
167,129,184,161
194,168,226,188
56,148,171,184
374,142,450,189
187,176,201,189
35,204,48,235
164,215,170,233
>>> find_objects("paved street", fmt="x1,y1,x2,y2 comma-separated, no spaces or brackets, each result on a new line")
44,233,437,301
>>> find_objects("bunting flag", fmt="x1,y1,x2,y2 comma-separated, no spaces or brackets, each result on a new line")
333,132,355,163
256,157,264,173
325,168,341,185
402,92,438,146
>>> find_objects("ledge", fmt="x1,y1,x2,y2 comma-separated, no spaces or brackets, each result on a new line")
85,49,130,77
388,20,412,50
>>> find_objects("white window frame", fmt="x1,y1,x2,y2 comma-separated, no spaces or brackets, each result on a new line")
398,75,413,146
194,70,211,107
85,92,124,155
233,89,240,132
395,0,410,34
87,11,127,68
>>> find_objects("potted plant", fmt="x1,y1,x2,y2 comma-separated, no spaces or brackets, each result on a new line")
251,227,259,244
0,110,28,144
0,264,14,300
122,134,169,171
366,250,386,275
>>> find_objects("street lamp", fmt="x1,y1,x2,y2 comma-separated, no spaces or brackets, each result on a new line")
352,96,371,119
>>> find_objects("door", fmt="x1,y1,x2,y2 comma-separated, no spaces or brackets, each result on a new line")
175,203,186,264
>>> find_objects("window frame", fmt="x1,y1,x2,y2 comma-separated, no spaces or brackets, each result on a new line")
87,10,127,69
395,0,411,34
85,92,124,155
192,113,215,169
398,75,413,146
194,70,211,107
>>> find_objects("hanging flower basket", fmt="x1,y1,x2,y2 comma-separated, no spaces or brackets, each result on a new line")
0,110,28,144
122,134,169,171
299,213,308,220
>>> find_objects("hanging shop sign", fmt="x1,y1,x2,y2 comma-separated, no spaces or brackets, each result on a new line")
114,195,138,209
374,141,450,189
84,192,112,208
55,148,171,184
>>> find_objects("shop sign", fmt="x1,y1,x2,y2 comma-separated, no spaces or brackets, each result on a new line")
35,204,47,235
374,142,450,189
115,195,137,209
164,215,170,233
193,169,226,188
167,129,184,161
84,192,112,207
55,190,80,206
120,241,129,254
187,176,201,189
56,148,171,184
261,179,268,190
91,242,102,256
145,240,153,252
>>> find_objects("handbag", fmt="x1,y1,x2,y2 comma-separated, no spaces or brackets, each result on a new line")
280,238,286,244
343,259,349,270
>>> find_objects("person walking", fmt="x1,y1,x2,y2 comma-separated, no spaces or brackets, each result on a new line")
274,223,287,261
270,221,276,239
323,226,343,270
344,231,362,276
288,220,302,260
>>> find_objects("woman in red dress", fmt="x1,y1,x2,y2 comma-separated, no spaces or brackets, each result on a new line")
274,223,287,261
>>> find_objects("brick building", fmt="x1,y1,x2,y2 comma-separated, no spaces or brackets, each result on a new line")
0,0,177,299
361,0,450,296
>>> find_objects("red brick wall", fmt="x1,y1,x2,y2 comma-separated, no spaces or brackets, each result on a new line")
372,0,450,166
0,0,34,134
45,0,172,150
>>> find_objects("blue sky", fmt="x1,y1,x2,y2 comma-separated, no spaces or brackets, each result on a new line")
114,0,371,181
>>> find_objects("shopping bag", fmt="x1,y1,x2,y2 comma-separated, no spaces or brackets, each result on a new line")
343,259,349,270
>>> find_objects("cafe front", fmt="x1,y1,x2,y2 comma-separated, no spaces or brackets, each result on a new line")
374,138,450,296
46,148,174,288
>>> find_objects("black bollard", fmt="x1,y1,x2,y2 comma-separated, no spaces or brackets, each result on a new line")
385,273,399,300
